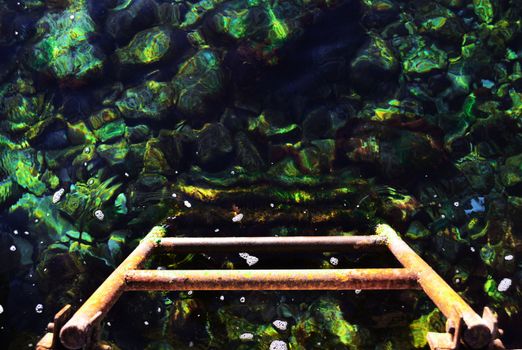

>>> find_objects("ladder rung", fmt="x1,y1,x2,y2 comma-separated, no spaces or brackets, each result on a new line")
124,268,419,291
155,235,387,252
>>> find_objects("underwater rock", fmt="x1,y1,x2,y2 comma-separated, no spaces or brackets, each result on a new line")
28,3,105,83
406,221,431,240
127,124,152,143
97,139,129,167
361,0,399,28
57,176,122,236
341,122,445,178
114,26,180,67
142,138,170,174
234,132,265,172
248,113,301,144
500,153,522,188
93,119,126,143
8,193,76,243
473,0,495,24
0,149,46,196
0,179,23,210
104,0,160,44
409,309,445,348
88,108,121,130
401,39,448,77
0,70,48,134
414,1,464,43
195,123,233,171
157,129,191,171
116,80,175,120
350,33,399,92
456,159,495,192
172,49,224,117
302,106,349,141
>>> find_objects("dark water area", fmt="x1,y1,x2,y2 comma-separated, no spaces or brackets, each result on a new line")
0,0,521,349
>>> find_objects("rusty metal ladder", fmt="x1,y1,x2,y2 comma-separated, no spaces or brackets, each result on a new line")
36,224,506,350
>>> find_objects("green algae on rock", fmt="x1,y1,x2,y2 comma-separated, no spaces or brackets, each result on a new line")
172,49,224,116
115,26,175,66
29,2,105,82
116,80,175,120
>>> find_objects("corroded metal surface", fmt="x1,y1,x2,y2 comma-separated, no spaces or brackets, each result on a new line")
36,224,504,350
376,224,496,349
124,268,419,291
59,226,166,350
36,304,72,350
156,235,387,252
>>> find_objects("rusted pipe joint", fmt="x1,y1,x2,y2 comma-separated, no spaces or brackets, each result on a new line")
60,319,91,349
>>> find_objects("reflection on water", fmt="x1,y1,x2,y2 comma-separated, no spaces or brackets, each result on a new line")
1,0,521,348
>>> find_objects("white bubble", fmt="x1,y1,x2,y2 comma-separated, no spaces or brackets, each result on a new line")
0,305,3,314
232,213,244,223
171,193,177,198
124,172,130,177
470,247,475,252
329,257,339,266
144,321,149,326
454,201,459,207
239,253,259,266
13,230,18,235
214,228,220,232
70,14,75,20
52,188,65,203
219,295,225,301
239,333,254,341
269,340,288,350
504,255,514,261
9,245,16,252
184,200,192,208
94,209,104,221
239,297,245,303
272,320,288,331
245,255,259,266
270,203,275,208
498,278,512,292
355,289,362,294
35,304,43,314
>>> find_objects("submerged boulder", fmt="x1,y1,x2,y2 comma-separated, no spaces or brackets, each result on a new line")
116,80,175,120
172,49,224,117
195,123,233,171
28,3,105,83
114,26,186,67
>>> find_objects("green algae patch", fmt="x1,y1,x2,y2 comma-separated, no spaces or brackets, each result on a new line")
116,27,174,66
409,309,444,348
29,4,104,82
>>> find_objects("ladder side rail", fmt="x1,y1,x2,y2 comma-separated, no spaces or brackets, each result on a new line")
59,226,167,350
377,224,492,349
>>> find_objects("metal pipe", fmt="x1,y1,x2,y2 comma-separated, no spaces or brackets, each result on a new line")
124,268,419,291
59,226,167,350
376,224,492,349
156,235,387,252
